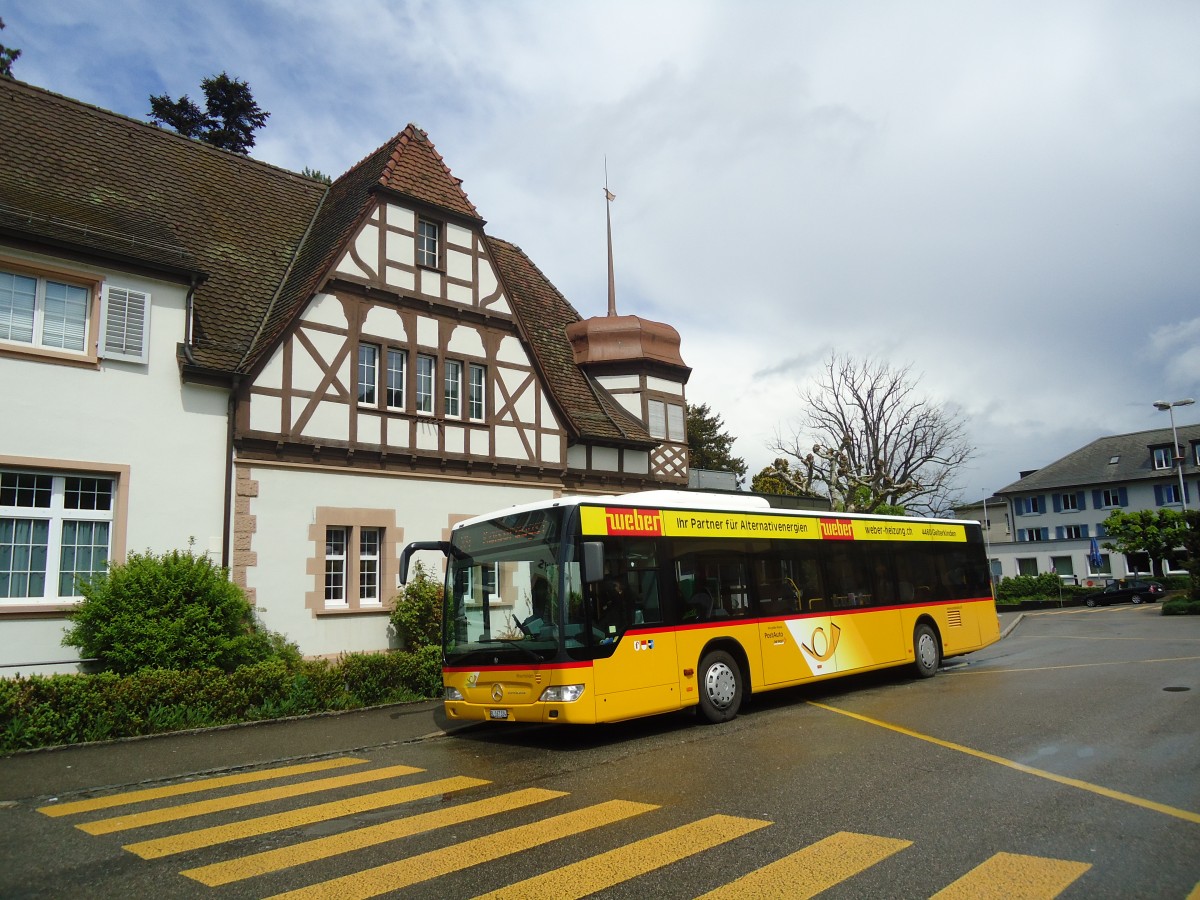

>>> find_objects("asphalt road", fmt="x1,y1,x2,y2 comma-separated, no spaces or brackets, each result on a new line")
1,604,1197,899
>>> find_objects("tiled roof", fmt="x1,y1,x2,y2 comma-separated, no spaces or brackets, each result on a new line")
378,126,482,223
0,78,326,372
243,125,481,371
487,237,655,447
1,80,665,451
996,424,1200,494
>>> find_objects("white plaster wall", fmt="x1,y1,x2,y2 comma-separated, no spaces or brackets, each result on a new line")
625,450,650,474
597,374,640,390
245,465,555,657
416,315,438,348
386,203,414,231
592,447,620,471
647,376,684,395
446,223,472,248
363,306,407,342
614,394,642,417
447,325,484,357
303,293,346,328
0,249,228,674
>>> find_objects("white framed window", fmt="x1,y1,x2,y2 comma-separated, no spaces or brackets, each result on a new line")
324,527,348,604
1064,524,1084,540
1194,444,1200,466
357,344,379,405
386,349,406,409
359,528,381,604
1,470,113,601
1153,447,1173,470
1088,553,1112,577
1050,556,1074,577
416,354,435,414
1016,558,1038,576
417,218,440,269
1,269,89,353
667,403,685,441
1101,488,1122,508
647,399,666,438
1060,493,1078,511
468,364,486,420
444,360,462,418
99,286,150,363
1161,484,1181,505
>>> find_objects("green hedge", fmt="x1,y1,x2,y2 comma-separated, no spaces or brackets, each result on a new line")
0,646,442,754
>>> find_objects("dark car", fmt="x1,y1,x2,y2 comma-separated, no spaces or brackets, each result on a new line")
1083,579,1164,607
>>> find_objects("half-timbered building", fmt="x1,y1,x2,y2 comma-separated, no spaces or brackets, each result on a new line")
0,78,691,672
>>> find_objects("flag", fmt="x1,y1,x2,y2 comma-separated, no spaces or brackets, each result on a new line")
1089,537,1102,568
604,188,615,202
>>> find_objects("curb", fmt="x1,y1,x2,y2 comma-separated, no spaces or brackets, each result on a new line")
999,613,1024,640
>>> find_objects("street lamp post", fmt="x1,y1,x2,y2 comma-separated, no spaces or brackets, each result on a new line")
1153,398,1195,512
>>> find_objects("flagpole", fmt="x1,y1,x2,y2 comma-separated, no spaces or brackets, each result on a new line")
605,158,616,317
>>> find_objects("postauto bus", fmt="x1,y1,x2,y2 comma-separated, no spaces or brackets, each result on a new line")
400,490,999,726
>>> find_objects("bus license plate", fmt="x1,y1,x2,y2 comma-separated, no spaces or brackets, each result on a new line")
489,709,509,720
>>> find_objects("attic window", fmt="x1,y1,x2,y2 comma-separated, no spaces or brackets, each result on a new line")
1108,455,1119,464
417,218,440,269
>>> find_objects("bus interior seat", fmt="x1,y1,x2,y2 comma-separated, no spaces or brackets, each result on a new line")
689,591,713,621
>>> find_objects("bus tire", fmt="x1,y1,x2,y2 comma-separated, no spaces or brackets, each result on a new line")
697,650,742,723
913,623,940,678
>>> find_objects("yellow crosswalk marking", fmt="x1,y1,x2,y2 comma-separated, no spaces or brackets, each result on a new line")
257,799,658,900
181,787,569,887
37,758,368,817
697,830,912,899
124,775,489,859
931,851,1091,899
77,764,423,835
473,813,769,900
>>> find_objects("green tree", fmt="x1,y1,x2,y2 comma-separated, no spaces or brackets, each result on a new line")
389,560,443,650
686,402,747,488
62,548,289,674
1182,509,1200,601
149,72,269,154
0,18,20,77
301,167,333,185
752,457,816,497
1100,508,1186,578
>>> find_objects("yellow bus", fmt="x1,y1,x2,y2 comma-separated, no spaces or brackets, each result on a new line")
401,490,999,726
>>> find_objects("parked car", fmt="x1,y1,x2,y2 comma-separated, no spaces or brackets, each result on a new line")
1083,579,1164,607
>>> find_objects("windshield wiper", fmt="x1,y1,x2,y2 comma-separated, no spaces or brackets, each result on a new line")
479,639,545,664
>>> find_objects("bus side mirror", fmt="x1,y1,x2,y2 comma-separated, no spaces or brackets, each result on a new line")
581,541,605,584
399,540,451,584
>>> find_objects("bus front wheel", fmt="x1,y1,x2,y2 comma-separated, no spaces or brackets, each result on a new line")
912,624,940,678
697,650,742,723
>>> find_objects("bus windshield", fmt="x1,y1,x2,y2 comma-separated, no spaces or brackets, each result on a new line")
445,506,570,666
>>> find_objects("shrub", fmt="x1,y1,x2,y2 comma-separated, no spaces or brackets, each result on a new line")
1162,596,1200,616
62,548,293,674
0,648,442,753
995,573,1062,602
389,560,443,650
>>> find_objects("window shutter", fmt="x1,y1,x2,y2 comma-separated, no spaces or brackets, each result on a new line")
1154,485,1164,506
1118,487,1128,507
1092,489,1102,509
1017,528,1027,542
1052,494,1062,513
1014,498,1025,516
1096,523,1106,538
1186,482,1192,504
1081,525,1089,538
1076,491,1086,510
99,286,150,363
1055,526,1064,540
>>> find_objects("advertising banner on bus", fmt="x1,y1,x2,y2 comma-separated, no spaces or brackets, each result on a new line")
579,506,966,543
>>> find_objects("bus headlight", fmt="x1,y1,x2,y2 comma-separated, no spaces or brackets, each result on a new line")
444,686,464,701
539,684,585,703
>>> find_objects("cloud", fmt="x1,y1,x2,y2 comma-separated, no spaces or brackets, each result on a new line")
7,0,1200,506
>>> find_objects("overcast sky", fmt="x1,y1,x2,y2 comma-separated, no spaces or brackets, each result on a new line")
7,2,1199,504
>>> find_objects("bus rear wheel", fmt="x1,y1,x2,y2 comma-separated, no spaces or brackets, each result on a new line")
912,623,940,678
697,650,742,723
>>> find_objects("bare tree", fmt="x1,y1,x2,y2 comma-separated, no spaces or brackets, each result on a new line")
767,353,973,515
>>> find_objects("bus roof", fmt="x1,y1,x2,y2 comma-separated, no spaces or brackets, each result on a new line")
450,490,977,531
